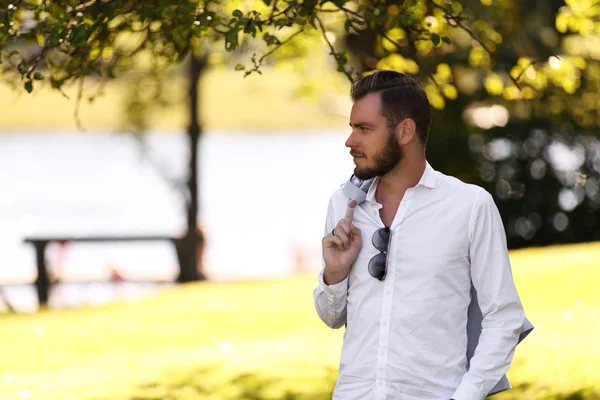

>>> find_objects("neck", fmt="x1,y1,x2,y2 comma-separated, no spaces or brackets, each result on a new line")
377,151,427,202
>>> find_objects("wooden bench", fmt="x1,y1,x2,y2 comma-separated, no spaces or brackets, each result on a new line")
23,235,181,306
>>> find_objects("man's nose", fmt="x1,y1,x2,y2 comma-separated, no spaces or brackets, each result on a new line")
345,130,358,148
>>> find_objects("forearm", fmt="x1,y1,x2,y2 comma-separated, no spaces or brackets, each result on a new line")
454,190,527,399
323,265,349,285
452,299,524,399
313,270,348,329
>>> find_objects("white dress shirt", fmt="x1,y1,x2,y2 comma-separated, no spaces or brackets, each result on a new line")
313,162,525,400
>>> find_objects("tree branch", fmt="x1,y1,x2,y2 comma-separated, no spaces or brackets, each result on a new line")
259,3,296,24
338,6,364,21
381,32,443,97
505,59,542,93
74,75,86,131
244,27,305,77
427,0,495,54
65,0,110,14
315,15,354,83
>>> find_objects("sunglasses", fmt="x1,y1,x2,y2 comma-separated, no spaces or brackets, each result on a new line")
369,227,391,281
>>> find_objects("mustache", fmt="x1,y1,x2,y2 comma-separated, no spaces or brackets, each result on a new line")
350,150,365,157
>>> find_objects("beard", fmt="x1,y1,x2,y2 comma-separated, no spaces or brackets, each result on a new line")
354,129,403,180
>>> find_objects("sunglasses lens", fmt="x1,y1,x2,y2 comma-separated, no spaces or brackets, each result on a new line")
372,227,390,252
368,252,387,281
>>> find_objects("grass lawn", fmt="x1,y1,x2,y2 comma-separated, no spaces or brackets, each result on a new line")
1,242,599,400
0,67,351,134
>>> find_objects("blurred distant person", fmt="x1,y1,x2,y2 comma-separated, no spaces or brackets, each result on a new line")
313,71,528,400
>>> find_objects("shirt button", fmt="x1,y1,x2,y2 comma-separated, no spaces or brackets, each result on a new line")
380,351,385,356
386,290,391,295
382,321,388,326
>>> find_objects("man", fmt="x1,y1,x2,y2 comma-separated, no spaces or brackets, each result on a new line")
313,70,526,400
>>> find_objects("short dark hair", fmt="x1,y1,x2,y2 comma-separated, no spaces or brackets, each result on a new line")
350,70,432,147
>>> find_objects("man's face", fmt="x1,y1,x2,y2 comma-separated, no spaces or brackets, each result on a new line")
346,92,403,180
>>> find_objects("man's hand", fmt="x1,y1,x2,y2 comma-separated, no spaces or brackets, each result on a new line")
322,200,362,285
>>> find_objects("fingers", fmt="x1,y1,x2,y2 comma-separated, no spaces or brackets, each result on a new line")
350,223,361,237
334,226,351,249
337,200,356,237
344,200,357,223
322,200,359,251
323,234,344,249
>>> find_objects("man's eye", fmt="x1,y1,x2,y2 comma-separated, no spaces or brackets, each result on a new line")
360,127,368,132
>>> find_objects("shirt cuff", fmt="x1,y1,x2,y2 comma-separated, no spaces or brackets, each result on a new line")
451,380,487,400
318,273,349,298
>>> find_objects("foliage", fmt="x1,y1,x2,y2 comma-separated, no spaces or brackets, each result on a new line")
1,242,599,398
0,0,593,107
3,0,600,248
469,118,600,248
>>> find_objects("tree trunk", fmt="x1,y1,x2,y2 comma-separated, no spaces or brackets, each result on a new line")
177,53,206,283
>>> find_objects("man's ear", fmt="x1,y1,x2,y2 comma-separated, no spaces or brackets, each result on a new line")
397,119,417,145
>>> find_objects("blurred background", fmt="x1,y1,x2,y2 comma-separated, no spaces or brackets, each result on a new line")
1,0,598,399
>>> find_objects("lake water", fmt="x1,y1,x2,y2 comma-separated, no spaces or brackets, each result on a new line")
0,130,355,311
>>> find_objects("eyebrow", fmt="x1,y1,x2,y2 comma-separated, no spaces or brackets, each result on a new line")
350,122,376,128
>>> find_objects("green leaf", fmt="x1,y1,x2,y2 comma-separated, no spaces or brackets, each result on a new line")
431,33,441,46
192,25,203,37
232,9,243,18
18,60,30,75
24,80,33,93
399,13,418,28
235,64,245,71
262,0,272,5
345,19,353,33
243,20,257,37
407,15,418,27
225,30,239,51
406,0,419,8
442,36,451,44
335,52,349,65
263,33,280,45
33,72,44,80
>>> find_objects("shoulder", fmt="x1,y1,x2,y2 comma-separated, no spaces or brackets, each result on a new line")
434,171,494,207
327,187,350,213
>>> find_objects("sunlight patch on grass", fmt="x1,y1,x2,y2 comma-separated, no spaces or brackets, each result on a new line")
1,243,599,399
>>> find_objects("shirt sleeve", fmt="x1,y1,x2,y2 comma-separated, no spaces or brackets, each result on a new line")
452,190,525,400
313,196,349,329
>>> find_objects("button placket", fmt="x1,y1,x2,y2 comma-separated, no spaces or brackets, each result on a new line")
375,190,415,397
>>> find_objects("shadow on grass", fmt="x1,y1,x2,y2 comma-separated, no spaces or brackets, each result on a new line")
496,382,600,400
550,389,600,400
129,365,337,400
128,366,600,400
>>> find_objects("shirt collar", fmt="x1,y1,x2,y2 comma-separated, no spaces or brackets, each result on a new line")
365,161,437,203
420,161,438,189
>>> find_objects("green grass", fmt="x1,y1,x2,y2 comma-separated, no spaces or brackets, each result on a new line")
1,242,599,400
0,67,350,133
